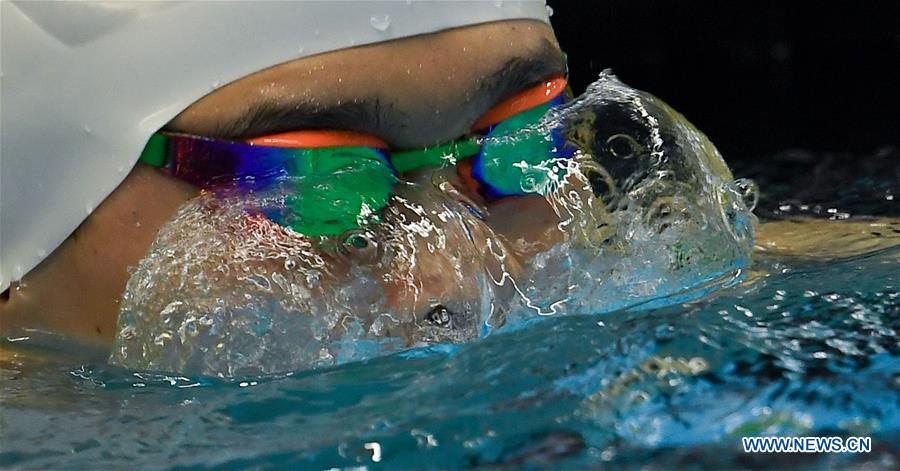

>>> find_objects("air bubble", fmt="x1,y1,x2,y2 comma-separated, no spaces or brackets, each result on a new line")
606,134,640,159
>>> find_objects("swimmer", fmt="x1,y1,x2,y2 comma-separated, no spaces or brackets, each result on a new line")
0,1,567,353
2,2,835,376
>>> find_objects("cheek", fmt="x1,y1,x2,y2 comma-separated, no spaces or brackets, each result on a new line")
376,177,523,314
81,164,198,274
485,194,566,259
380,241,481,316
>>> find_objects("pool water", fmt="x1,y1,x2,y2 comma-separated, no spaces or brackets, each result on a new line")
1,237,898,468
2,114,898,468
2,220,899,467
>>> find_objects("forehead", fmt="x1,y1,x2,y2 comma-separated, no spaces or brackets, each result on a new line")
167,20,563,148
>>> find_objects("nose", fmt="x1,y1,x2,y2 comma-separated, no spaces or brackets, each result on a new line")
425,304,453,326
370,178,521,343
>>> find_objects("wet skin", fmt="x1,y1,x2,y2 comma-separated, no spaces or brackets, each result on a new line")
0,20,567,346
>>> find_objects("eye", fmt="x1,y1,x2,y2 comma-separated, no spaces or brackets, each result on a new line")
425,304,453,326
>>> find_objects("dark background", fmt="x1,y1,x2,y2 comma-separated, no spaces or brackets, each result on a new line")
547,0,900,162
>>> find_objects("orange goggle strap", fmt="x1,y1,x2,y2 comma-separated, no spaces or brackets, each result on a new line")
472,76,567,131
390,76,568,174
246,129,389,149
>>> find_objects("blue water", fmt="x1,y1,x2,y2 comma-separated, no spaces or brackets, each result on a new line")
3,145,899,469
2,241,898,469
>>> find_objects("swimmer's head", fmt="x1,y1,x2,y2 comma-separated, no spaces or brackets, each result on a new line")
0,1,553,292
0,1,563,345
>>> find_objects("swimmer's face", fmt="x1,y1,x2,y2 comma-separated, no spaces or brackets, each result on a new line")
0,20,564,345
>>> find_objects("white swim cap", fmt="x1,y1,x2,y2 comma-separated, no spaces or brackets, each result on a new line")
0,0,550,292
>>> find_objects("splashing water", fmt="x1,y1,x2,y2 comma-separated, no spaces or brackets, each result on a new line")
503,71,758,318
4,245,897,469
111,181,517,377
110,72,757,376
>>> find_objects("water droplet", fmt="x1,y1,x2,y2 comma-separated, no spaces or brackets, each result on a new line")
730,178,759,211
37,249,47,258
85,203,94,214
210,80,221,90
306,271,320,287
546,5,554,16
364,442,382,462
297,44,305,54
370,14,391,32
82,124,92,134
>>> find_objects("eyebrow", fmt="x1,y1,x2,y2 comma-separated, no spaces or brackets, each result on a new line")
204,39,567,142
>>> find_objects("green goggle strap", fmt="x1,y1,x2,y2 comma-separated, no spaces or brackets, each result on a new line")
389,137,482,173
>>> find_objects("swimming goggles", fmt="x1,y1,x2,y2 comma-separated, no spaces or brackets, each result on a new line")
139,77,573,237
